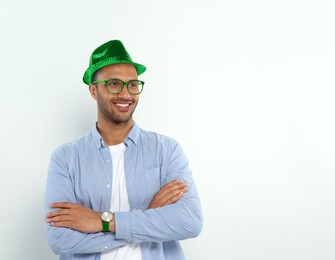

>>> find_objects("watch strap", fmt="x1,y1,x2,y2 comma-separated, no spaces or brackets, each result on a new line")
102,221,110,232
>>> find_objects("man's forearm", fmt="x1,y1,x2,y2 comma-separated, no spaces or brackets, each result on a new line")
114,196,203,243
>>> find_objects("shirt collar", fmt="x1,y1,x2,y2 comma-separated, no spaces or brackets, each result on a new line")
91,121,140,149
124,122,140,146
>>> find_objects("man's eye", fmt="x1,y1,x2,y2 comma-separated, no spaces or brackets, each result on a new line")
108,80,119,87
128,82,139,88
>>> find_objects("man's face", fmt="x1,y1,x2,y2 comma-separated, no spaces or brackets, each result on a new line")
90,63,139,125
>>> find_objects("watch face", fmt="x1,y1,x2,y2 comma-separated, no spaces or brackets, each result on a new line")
101,212,113,222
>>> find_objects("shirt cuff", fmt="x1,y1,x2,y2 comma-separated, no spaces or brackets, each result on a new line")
114,211,132,242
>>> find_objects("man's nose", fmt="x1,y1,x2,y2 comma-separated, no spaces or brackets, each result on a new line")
117,84,131,98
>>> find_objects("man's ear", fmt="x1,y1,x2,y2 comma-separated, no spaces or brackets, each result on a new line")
88,84,97,100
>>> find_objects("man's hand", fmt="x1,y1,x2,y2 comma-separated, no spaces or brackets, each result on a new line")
46,202,107,233
148,179,188,209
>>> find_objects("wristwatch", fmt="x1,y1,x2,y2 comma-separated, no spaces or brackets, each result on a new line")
100,212,113,233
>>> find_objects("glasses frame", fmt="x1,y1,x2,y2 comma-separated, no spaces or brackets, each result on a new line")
93,78,145,95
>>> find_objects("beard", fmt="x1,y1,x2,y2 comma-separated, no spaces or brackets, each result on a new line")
96,90,137,125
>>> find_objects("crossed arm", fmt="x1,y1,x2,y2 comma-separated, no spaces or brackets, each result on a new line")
46,179,188,233
45,141,202,255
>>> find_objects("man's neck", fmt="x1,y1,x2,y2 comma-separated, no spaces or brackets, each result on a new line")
97,119,134,146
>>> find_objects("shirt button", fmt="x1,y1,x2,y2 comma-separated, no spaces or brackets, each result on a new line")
105,160,110,163
107,184,110,188
104,246,108,249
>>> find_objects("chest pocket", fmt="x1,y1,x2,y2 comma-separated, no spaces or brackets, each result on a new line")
140,167,161,207
145,167,161,188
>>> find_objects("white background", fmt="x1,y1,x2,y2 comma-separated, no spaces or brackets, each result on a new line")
0,0,335,259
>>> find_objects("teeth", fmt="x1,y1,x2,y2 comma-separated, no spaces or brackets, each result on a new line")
116,103,129,107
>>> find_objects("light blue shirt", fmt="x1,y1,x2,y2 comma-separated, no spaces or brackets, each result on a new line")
44,123,203,260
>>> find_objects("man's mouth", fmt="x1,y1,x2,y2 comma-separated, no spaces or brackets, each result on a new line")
115,103,130,107
113,101,133,112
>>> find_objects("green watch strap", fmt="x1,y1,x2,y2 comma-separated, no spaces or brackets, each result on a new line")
102,221,110,232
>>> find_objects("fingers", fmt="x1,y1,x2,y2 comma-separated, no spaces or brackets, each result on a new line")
148,179,188,209
50,202,77,209
48,202,80,222
47,214,70,225
47,209,69,218
46,203,73,224
155,179,187,200
49,220,72,228
158,184,188,205
47,212,79,229
46,208,70,224
159,190,184,207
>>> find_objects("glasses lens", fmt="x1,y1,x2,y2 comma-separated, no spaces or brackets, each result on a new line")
127,80,144,94
106,79,123,93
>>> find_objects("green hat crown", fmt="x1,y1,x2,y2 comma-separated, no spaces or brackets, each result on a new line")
83,40,146,85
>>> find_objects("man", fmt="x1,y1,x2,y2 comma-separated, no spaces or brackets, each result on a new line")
44,39,202,260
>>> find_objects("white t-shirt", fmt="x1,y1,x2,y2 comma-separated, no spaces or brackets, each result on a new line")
101,143,142,260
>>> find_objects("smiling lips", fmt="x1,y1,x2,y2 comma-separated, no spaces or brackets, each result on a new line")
114,102,132,111
115,103,130,107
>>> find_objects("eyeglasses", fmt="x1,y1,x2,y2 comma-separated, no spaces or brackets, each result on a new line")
93,78,145,95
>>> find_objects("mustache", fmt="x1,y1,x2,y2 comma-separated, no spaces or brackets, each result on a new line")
110,98,135,103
